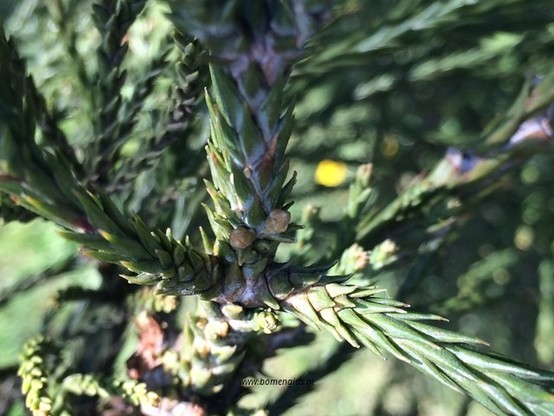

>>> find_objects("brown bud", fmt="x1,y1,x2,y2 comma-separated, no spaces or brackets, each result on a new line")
263,209,291,234
229,226,257,249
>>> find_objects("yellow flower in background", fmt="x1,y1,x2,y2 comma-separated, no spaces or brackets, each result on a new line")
315,159,348,187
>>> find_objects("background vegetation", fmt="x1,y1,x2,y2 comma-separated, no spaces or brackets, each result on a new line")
1,0,554,415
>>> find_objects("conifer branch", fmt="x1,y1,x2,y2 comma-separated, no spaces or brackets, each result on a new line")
87,0,148,186
0,28,218,295
46,0,93,117
126,301,289,413
356,82,554,244
110,34,208,192
281,284,554,416
145,301,254,396
18,336,57,416
170,0,331,254
304,0,554,75
164,5,554,414
5,3,554,415
18,334,160,416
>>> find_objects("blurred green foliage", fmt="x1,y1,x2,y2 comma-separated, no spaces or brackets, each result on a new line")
1,0,554,415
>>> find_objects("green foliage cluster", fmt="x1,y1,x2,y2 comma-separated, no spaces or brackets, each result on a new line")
1,1,554,415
